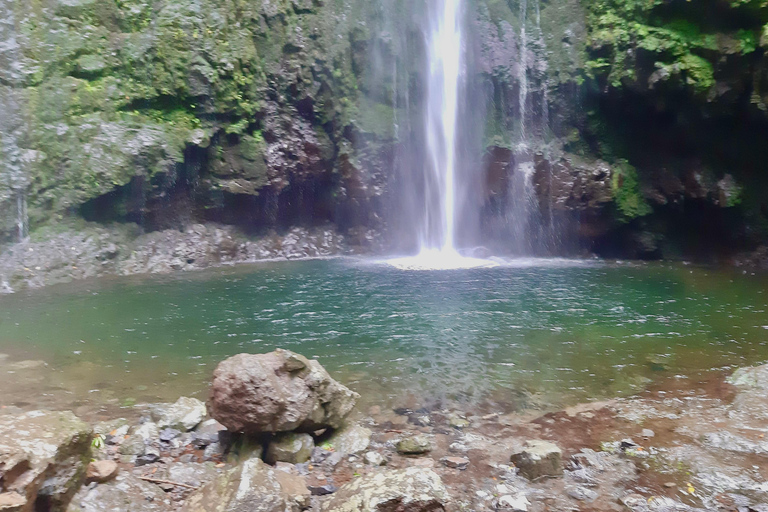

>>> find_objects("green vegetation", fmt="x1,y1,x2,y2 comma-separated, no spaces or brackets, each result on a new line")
585,0,766,93
612,160,651,222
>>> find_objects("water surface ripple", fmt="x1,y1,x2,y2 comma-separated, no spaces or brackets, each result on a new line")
0,259,766,415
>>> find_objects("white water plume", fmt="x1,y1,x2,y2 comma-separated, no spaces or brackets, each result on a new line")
388,0,498,270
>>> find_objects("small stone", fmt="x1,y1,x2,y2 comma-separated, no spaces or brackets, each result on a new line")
510,440,562,480
86,460,119,483
157,397,206,432
266,433,314,464
664,482,677,488
497,493,530,511
396,434,432,455
202,442,224,461
566,485,598,502
440,456,469,470
135,446,160,466
641,429,655,438
620,493,646,509
364,451,386,466
447,413,470,429
323,424,372,455
118,436,145,457
131,422,158,442
311,447,333,463
159,428,181,442
449,442,468,453
307,475,337,496
408,414,432,427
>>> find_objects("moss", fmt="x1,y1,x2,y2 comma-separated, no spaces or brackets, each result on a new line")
585,0,768,94
612,160,652,222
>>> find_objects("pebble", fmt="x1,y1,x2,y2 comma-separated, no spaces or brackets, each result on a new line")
497,493,530,511
440,456,469,470
159,428,181,442
364,451,386,466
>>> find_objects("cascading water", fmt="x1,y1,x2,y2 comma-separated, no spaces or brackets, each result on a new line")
388,0,495,269
420,0,461,253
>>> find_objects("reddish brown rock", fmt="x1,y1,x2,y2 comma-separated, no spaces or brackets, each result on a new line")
85,461,118,483
209,350,359,434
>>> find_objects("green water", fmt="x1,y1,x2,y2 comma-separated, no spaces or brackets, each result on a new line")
1,258,767,416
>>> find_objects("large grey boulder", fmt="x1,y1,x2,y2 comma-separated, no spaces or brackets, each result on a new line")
209,350,359,434
182,457,308,512
0,410,92,512
320,468,448,512
66,473,171,512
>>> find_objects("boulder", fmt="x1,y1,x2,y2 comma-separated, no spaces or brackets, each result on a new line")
510,440,562,480
182,457,306,512
209,350,359,434
0,410,92,512
323,424,371,455
66,473,171,512
396,435,432,455
265,433,314,465
157,398,207,432
320,468,448,512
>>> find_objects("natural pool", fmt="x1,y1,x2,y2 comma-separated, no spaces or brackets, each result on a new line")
1,258,767,419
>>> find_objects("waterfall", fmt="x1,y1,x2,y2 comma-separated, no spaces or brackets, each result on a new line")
420,0,462,253
518,0,529,140
388,0,496,269
16,190,27,241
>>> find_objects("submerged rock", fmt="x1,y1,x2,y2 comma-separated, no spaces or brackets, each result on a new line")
209,350,359,434
0,410,92,512
510,440,563,480
320,468,448,512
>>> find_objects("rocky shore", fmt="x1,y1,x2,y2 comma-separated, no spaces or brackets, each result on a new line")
0,223,379,295
2,349,768,511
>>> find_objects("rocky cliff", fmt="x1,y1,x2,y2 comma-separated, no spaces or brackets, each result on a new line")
1,0,768,265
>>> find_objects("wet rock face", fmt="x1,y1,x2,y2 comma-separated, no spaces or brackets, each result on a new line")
532,154,613,213
320,468,448,512
0,224,352,294
0,410,92,512
209,350,359,435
